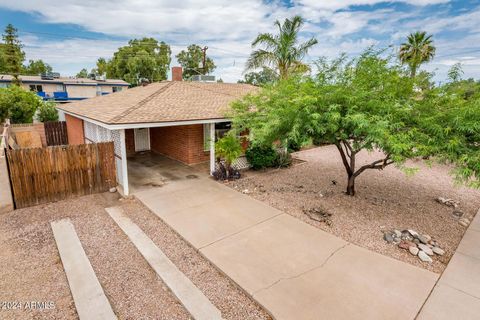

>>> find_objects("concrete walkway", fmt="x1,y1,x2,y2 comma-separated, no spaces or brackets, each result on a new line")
51,219,117,320
106,207,222,320
418,209,480,320
135,177,438,320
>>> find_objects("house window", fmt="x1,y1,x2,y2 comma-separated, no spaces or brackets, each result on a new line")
203,122,233,151
56,84,65,92
112,86,123,93
29,85,43,92
0,83,8,88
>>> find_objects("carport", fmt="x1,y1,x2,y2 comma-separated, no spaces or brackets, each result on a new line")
57,73,258,196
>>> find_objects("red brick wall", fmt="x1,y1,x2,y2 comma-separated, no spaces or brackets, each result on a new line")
65,114,84,145
150,124,209,165
125,129,135,156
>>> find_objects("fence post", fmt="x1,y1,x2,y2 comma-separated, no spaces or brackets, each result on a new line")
0,120,14,212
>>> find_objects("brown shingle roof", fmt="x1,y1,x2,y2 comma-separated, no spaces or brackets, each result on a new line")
57,81,258,125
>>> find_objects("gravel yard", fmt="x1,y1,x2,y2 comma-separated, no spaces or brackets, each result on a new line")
227,145,480,273
0,192,271,319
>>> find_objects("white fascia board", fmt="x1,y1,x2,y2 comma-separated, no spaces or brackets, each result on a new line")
59,110,230,130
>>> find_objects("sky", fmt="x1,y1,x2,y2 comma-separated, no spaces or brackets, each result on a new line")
0,0,479,83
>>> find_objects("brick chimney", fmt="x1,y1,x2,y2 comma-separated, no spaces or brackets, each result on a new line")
172,66,183,81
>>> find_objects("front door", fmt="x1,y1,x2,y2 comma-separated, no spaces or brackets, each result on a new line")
134,128,150,152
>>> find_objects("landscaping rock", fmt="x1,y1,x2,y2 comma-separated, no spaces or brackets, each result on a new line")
413,238,420,245
407,229,419,238
432,247,445,256
418,235,430,244
109,187,117,193
393,230,402,238
452,210,464,219
384,232,394,243
459,218,470,227
409,246,419,256
418,244,434,256
398,240,415,250
418,250,433,263
436,197,459,208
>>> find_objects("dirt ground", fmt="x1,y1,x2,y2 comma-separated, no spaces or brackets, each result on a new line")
0,192,271,320
227,145,480,273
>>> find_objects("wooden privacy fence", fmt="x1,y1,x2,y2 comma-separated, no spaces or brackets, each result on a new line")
45,121,68,146
6,142,116,209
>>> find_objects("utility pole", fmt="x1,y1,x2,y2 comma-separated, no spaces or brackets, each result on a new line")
201,46,208,75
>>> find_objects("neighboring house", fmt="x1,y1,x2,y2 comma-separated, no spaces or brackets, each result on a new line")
57,67,258,195
0,74,129,102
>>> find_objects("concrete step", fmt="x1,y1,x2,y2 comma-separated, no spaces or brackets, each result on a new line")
51,219,117,320
106,206,222,320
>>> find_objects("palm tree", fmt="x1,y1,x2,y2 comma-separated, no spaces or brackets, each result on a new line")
246,16,318,80
399,31,436,78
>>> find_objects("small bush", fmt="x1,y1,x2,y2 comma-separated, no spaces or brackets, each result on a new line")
37,102,59,122
275,148,292,167
245,145,278,170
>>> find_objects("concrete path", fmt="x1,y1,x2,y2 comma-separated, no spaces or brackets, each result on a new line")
418,209,480,320
106,207,222,320
51,219,116,320
135,177,439,320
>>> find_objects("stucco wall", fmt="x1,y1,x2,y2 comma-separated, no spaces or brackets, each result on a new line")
150,124,209,165
65,114,85,145
66,85,97,98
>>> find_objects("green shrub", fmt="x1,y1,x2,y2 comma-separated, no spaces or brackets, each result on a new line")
215,132,243,167
37,102,59,122
245,144,278,170
0,86,41,123
275,148,292,167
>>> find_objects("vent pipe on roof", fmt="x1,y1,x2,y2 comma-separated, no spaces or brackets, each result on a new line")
172,67,183,81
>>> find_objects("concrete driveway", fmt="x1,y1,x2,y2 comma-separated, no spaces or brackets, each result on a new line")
135,177,438,319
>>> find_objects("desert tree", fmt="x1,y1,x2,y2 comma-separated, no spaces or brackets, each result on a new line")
231,50,479,195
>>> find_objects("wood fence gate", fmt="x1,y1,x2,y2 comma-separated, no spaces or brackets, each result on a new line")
6,142,116,209
44,121,68,146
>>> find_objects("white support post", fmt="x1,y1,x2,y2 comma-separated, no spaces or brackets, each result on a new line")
120,129,129,196
209,123,215,175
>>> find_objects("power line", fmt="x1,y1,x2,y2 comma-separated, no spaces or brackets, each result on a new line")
18,29,249,57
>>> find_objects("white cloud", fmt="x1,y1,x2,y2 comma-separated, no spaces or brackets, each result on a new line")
2,0,479,82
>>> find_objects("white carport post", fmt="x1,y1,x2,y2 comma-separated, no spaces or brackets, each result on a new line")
120,129,130,195
209,123,215,175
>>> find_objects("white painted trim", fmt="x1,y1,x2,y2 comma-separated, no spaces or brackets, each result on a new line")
119,129,129,196
209,123,215,175
58,109,230,130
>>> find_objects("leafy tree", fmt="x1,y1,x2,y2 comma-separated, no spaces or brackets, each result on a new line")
176,44,216,80
0,86,42,123
239,67,278,86
246,16,317,80
76,68,89,78
107,38,171,86
93,57,108,76
36,101,59,122
24,59,53,75
447,62,463,83
231,50,470,196
1,24,25,83
399,31,436,78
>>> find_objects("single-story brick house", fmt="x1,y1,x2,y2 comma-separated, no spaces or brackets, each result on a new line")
57,67,258,195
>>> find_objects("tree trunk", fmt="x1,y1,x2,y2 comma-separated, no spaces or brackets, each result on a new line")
346,174,355,196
